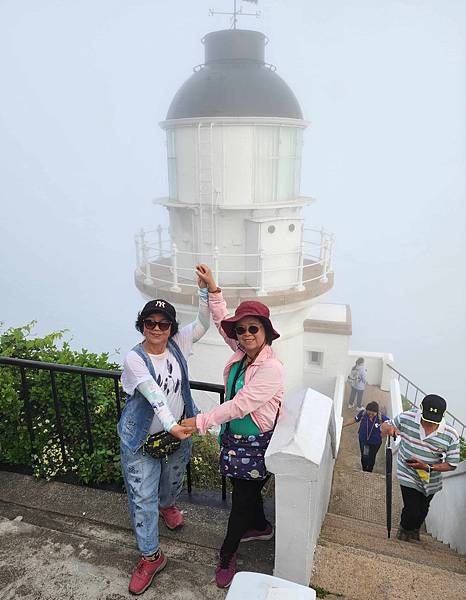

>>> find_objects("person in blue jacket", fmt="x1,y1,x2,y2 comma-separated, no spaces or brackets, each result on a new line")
343,401,390,472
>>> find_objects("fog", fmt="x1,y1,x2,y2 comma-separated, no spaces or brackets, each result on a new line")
0,1,465,421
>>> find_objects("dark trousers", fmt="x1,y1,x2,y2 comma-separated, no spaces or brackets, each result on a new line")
220,476,269,557
400,485,434,531
349,387,364,408
359,440,381,472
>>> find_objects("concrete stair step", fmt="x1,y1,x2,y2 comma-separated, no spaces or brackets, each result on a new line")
0,471,275,575
321,387,466,599
311,538,466,600
329,467,402,527
321,513,466,574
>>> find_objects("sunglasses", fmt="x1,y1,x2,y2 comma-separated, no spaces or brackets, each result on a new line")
234,325,261,335
143,319,171,332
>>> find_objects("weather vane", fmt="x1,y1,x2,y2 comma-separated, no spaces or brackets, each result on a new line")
209,0,260,30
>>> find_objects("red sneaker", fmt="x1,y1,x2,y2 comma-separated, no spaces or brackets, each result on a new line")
215,552,237,589
241,522,274,543
159,504,184,530
128,551,167,595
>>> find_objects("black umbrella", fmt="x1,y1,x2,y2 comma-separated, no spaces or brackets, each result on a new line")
385,434,395,538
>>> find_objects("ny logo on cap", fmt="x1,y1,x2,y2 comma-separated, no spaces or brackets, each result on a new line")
155,300,166,308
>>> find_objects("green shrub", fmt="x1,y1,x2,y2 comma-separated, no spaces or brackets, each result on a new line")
0,323,279,492
0,323,229,491
189,432,222,490
0,322,123,484
460,438,466,462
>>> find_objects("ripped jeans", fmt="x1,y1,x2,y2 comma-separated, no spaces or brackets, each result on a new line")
120,438,192,556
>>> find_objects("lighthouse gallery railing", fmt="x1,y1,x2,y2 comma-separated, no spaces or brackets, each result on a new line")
135,226,334,294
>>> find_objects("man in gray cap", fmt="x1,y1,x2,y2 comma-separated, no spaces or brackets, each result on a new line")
381,394,460,542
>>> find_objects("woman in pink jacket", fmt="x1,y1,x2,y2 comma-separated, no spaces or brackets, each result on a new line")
182,264,284,589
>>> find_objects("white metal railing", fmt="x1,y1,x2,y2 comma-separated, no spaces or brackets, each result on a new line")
134,225,334,295
387,364,466,439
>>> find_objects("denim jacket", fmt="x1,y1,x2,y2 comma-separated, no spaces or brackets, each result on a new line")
117,339,198,453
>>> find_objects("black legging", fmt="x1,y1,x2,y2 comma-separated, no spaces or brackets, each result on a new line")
400,485,434,531
359,440,381,472
220,475,269,558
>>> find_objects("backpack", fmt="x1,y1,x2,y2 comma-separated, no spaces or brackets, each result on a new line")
347,366,359,385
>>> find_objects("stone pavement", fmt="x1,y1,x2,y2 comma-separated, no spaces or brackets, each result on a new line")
0,471,274,600
311,384,466,600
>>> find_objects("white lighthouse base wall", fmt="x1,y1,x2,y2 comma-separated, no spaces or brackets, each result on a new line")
302,331,351,398
175,299,353,410
346,351,395,391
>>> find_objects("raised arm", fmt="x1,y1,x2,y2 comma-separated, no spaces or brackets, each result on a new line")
196,264,238,352
190,287,210,343
174,270,210,350
381,414,401,438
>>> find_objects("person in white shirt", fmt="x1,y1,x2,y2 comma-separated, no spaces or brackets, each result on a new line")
118,273,209,595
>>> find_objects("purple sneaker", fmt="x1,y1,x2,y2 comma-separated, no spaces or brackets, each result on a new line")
215,552,237,588
241,522,274,543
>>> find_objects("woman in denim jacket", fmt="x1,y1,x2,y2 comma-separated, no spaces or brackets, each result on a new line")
118,272,209,595
183,264,283,589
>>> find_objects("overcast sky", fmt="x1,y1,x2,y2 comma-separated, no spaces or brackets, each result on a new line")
0,0,465,420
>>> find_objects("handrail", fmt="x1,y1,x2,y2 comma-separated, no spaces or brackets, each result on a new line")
387,364,465,439
0,356,227,498
135,225,334,295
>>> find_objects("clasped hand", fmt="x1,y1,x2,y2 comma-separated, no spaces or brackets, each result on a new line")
170,424,194,440
180,416,198,433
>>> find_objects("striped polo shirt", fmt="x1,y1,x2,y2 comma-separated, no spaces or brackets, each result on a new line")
392,410,460,496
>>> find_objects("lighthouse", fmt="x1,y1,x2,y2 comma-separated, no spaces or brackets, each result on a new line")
134,26,352,398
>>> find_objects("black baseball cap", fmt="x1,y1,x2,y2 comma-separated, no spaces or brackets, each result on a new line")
140,299,176,323
421,394,446,424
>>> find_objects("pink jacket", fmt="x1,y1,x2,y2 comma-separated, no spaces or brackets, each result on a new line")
196,291,284,435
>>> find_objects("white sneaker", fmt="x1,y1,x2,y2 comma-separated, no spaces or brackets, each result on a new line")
348,403,354,408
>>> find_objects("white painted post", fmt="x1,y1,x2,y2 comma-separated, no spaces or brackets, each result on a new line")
319,227,325,263
321,238,328,284
381,353,395,392
136,228,145,270
296,248,305,291
328,233,335,272
170,243,182,292
142,236,152,286
157,224,163,259
257,251,267,296
134,234,140,269
265,388,336,586
213,245,219,286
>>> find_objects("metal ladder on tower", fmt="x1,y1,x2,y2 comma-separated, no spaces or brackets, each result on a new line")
197,122,215,257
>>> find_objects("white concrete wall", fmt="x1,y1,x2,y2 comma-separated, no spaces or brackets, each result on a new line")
388,377,403,419
265,388,336,585
333,374,345,453
178,301,310,396
304,331,351,396
169,122,303,208
426,462,466,554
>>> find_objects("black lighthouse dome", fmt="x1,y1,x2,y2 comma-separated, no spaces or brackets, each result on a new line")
166,29,303,120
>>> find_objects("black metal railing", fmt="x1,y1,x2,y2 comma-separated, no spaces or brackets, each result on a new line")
387,363,465,439
0,356,226,499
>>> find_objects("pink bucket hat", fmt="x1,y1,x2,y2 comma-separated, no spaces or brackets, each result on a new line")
220,300,280,340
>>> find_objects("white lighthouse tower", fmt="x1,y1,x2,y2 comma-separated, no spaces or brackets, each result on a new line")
135,27,352,398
